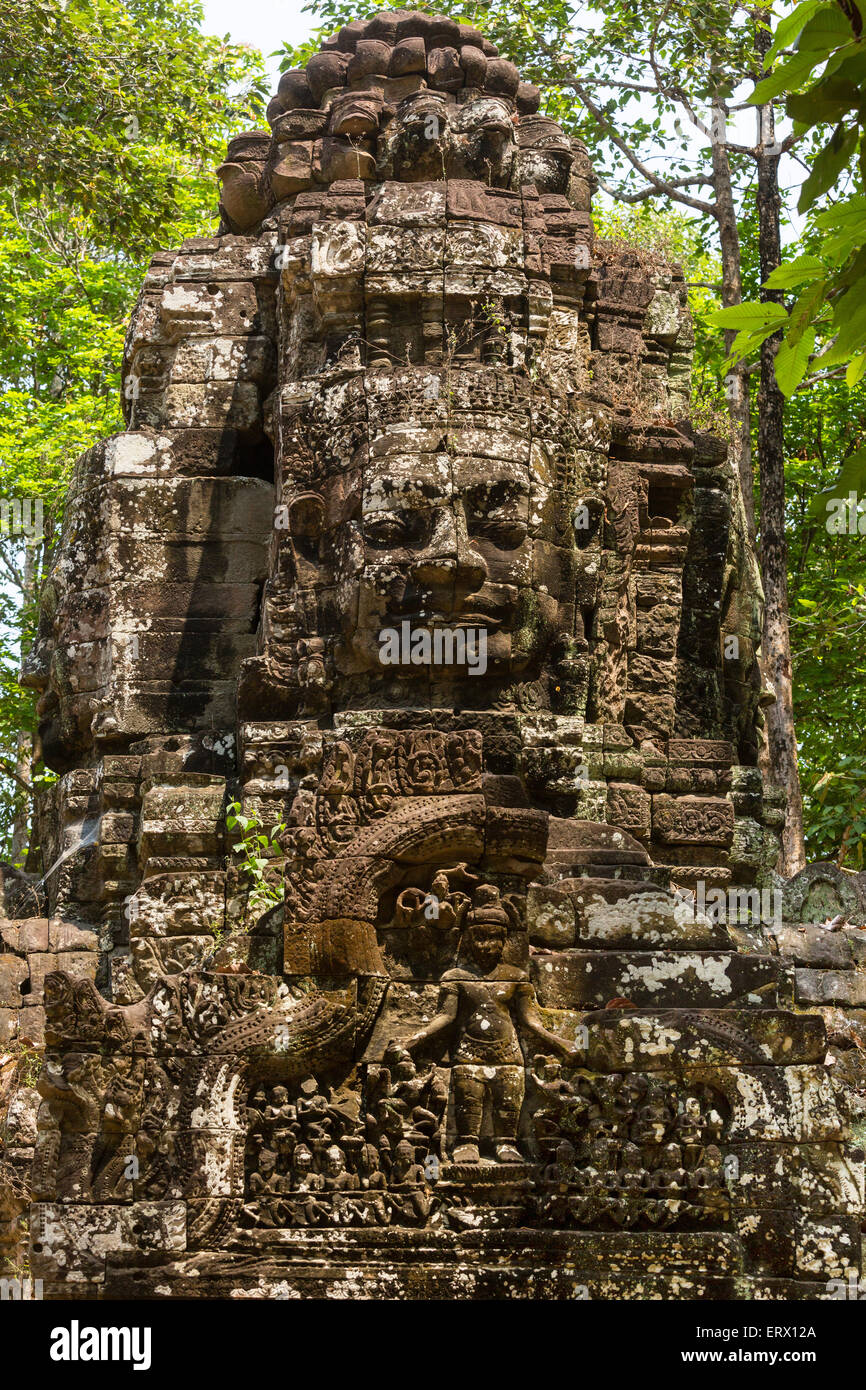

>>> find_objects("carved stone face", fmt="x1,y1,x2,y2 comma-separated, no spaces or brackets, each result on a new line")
463,919,507,973
393,1140,414,1171
329,445,568,679
24,563,98,770
325,1146,345,1176
377,92,517,184
360,1143,380,1175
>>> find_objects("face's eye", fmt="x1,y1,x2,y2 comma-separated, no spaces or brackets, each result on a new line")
466,485,529,550
363,511,425,549
477,519,527,550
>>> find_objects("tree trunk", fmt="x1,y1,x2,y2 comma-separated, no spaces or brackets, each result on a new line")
10,543,34,865
710,96,755,538
9,731,30,864
755,78,806,874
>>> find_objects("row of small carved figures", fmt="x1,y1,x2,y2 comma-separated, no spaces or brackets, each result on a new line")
241,1136,436,1227
244,1135,726,1195
243,1068,729,1191
531,1067,729,1152
240,1134,728,1230
246,1068,447,1158
241,1190,729,1232
247,1069,728,1154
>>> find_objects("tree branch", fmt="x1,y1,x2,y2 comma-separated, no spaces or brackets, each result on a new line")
0,758,32,797
0,548,25,593
567,80,716,214
596,173,712,203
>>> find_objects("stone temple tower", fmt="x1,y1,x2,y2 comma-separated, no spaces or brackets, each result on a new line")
4,10,862,1298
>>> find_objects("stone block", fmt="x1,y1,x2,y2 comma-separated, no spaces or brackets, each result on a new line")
18,918,49,951
773,924,852,970
652,794,735,847
30,1202,186,1283
0,953,29,1006
47,919,98,952
530,949,780,1009
796,968,866,1007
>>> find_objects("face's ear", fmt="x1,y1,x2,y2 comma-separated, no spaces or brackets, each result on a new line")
571,492,605,549
289,491,325,539
286,491,326,581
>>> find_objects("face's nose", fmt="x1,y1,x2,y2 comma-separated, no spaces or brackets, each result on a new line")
410,504,486,603
20,637,50,692
410,507,457,592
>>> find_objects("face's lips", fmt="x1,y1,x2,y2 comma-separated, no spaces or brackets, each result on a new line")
460,593,514,621
385,608,503,632
469,120,513,141
385,584,514,624
36,689,59,719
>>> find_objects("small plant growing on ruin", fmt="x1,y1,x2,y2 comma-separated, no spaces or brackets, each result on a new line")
207,919,230,951
14,1044,42,1090
225,801,286,923
1,1040,41,1095
197,918,231,966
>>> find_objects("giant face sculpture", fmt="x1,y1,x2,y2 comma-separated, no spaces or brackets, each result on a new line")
247,61,605,714
377,91,518,184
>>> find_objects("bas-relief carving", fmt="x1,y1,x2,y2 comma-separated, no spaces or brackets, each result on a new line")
11,10,862,1297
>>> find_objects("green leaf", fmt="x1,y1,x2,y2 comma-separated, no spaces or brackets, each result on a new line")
775,326,815,395
815,195,866,235
798,123,858,210
820,44,866,87
795,6,857,53
814,195,866,263
807,446,866,520
751,50,824,104
836,244,866,294
846,353,866,386
788,280,831,340
822,288,866,362
764,255,825,290
721,325,784,368
787,79,859,128
766,0,824,64
709,302,789,331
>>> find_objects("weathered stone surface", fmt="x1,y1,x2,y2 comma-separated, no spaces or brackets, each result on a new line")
582,1010,827,1070
724,1142,864,1215
2,9,859,1304
735,1210,858,1280
0,954,28,1005
796,968,866,1007
652,795,735,847
782,861,866,925
531,950,781,1009
31,1202,186,1282
772,923,853,969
